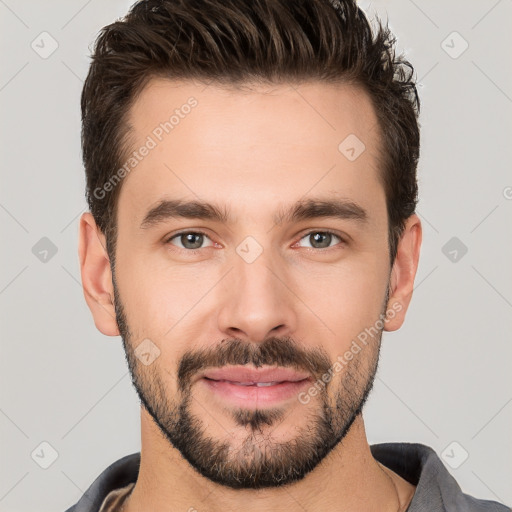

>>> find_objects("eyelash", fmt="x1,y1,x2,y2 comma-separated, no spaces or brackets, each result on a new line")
164,229,346,253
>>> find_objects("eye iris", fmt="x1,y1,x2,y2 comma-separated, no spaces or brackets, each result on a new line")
181,233,203,249
310,232,331,249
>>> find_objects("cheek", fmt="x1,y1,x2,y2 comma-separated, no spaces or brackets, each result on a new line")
116,253,223,350
293,257,388,345
117,230,389,349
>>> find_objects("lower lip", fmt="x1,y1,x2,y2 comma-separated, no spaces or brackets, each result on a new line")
200,378,311,407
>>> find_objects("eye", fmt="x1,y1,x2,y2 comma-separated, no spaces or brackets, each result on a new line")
165,231,214,251
295,230,345,250
164,229,346,252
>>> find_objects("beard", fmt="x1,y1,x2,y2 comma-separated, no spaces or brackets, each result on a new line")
112,273,385,490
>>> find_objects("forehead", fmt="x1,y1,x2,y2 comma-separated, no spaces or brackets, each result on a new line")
118,77,385,227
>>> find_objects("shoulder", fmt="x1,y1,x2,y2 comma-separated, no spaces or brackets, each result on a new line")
62,452,140,512
370,442,510,512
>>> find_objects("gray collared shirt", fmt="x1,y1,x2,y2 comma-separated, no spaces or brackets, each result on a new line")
64,442,510,511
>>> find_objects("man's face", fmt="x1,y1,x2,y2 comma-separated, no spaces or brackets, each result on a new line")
112,78,392,488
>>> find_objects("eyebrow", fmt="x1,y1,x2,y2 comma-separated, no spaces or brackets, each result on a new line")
140,197,368,229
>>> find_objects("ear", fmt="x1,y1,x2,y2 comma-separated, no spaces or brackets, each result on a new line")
384,214,422,332
78,212,120,336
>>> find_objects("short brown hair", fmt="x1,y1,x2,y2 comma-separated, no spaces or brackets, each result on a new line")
81,0,420,267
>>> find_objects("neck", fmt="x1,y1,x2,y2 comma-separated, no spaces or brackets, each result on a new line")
123,411,415,512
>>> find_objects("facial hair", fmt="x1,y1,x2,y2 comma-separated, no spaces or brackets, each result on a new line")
112,273,386,489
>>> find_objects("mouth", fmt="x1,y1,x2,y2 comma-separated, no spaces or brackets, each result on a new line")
203,378,300,387
197,366,312,406
200,365,311,383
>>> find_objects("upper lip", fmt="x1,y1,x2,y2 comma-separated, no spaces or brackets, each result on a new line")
199,366,311,384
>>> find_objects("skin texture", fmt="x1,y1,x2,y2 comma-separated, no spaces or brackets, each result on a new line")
78,78,422,512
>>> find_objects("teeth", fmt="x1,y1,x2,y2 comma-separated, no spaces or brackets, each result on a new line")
230,381,280,386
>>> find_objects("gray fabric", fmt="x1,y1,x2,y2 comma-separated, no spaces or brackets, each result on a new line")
369,444,510,511
64,443,510,512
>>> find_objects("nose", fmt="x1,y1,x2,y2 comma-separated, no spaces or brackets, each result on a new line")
216,247,298,344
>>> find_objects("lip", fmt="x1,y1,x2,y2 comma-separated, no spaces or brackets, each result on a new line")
197,365,312,407
200,365,311,384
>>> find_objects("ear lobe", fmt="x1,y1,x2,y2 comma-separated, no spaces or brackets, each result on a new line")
78,212,120,336
384,214,422,332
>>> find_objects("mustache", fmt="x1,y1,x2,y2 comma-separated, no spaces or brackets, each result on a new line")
177,336,332,393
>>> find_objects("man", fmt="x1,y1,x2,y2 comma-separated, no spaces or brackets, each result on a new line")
66,0,509,511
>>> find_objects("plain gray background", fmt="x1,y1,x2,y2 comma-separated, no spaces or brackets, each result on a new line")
0,1,511,511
